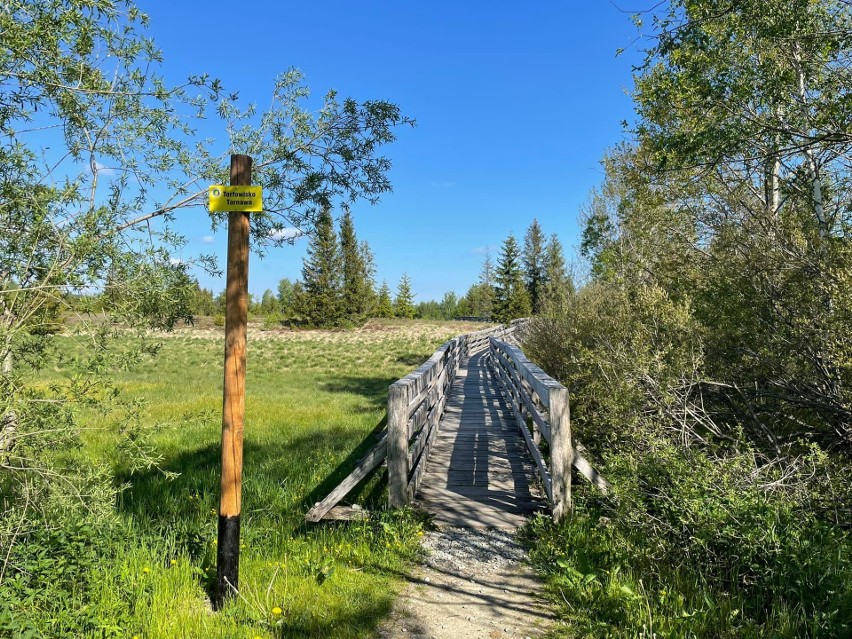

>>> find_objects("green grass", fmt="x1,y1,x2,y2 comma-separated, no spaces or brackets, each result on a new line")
25,319,481,639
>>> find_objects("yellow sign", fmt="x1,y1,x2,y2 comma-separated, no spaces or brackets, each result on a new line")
208,185,263,212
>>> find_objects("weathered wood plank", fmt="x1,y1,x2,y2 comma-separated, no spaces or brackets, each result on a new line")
490,337,563,406
516,411,553,503
573,444,611,494
305,435,388,522
548,387,572,522
387,383,410,508
318,504,369,521
413,351,544,529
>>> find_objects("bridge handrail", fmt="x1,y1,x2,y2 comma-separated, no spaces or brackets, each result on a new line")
487,336,610,521
387,323,517,506
487,336,573,520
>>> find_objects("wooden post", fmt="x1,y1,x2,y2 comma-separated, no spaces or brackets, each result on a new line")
549,386,572,523
387,382,410,507
216,154,252,608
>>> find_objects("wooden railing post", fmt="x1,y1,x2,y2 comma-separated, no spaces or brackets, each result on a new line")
549,386,572,522
387,382,410,507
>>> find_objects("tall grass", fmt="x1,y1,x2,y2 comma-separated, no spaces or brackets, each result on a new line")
11,319,476,638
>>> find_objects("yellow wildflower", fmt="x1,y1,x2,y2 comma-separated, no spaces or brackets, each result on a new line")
271,606,283,615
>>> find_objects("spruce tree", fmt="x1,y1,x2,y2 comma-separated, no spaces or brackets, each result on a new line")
542,233,573,310
462,251,496,319
299,207,342,326
394,273,416,319
523,219,546,314
494,233,531,324
359,240,377,317
339,209,373,324
376,281,394,318
477,250,495,319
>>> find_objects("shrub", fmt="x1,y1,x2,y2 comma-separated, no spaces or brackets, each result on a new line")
521,281,852,637
523,434,852,638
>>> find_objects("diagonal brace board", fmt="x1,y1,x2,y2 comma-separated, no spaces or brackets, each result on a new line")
305,434,387,522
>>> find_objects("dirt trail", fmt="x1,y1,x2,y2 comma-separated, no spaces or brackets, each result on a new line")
377,526,555,639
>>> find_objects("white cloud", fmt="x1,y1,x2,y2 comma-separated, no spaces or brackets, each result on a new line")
268,228,303,241
472,245,495,255
169,258,185,266
94,161,116,176
201,235,215,244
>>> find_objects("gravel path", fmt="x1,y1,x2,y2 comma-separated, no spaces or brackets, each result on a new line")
377,526,555,639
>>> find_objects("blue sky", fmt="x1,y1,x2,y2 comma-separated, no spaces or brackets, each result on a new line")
148,2,644,301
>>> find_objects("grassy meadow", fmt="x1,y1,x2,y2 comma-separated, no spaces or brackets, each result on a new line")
27,319,482,639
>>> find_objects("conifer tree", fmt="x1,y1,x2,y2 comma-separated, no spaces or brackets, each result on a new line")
542,233,573,310
359,240,378,317
299,207,341,326
394,273,416,319
376,281,394,318
339,209,374,324
494,233,531,324
523,219,547,314
478,250,496,319
462,250,496,319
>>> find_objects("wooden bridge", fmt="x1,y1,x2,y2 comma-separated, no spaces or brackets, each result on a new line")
307,322,608,529
412,349,545,529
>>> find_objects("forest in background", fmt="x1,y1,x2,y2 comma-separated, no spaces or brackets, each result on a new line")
177,217,573,328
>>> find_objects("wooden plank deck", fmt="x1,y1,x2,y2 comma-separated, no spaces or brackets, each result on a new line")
414,350,546,529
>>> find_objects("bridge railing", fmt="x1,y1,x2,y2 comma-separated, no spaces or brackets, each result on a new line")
487,336,610,522
462,321,521,356
387,323,517,507
387,336,461,506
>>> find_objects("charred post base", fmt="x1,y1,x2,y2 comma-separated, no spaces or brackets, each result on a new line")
215,515,241,608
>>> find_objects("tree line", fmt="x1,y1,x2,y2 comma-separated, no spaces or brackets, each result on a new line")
190,218,573,327
190,209,420,327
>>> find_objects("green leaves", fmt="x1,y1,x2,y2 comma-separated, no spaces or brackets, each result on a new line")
213,68,414,247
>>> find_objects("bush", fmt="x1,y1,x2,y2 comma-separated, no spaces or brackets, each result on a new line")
0,513,135,638
523,434,852,638
521,281,852,637
524,281,699,442
262,312,283,330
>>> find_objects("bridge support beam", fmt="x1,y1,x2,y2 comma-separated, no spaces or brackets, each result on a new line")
549,387,572,522
387,383,410,507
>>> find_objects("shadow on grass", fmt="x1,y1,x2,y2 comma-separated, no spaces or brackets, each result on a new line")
273,596,395,639
299,413,389,514
116,413,390,542
319,375,396,409
395,352,429,367
115,411,391,609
